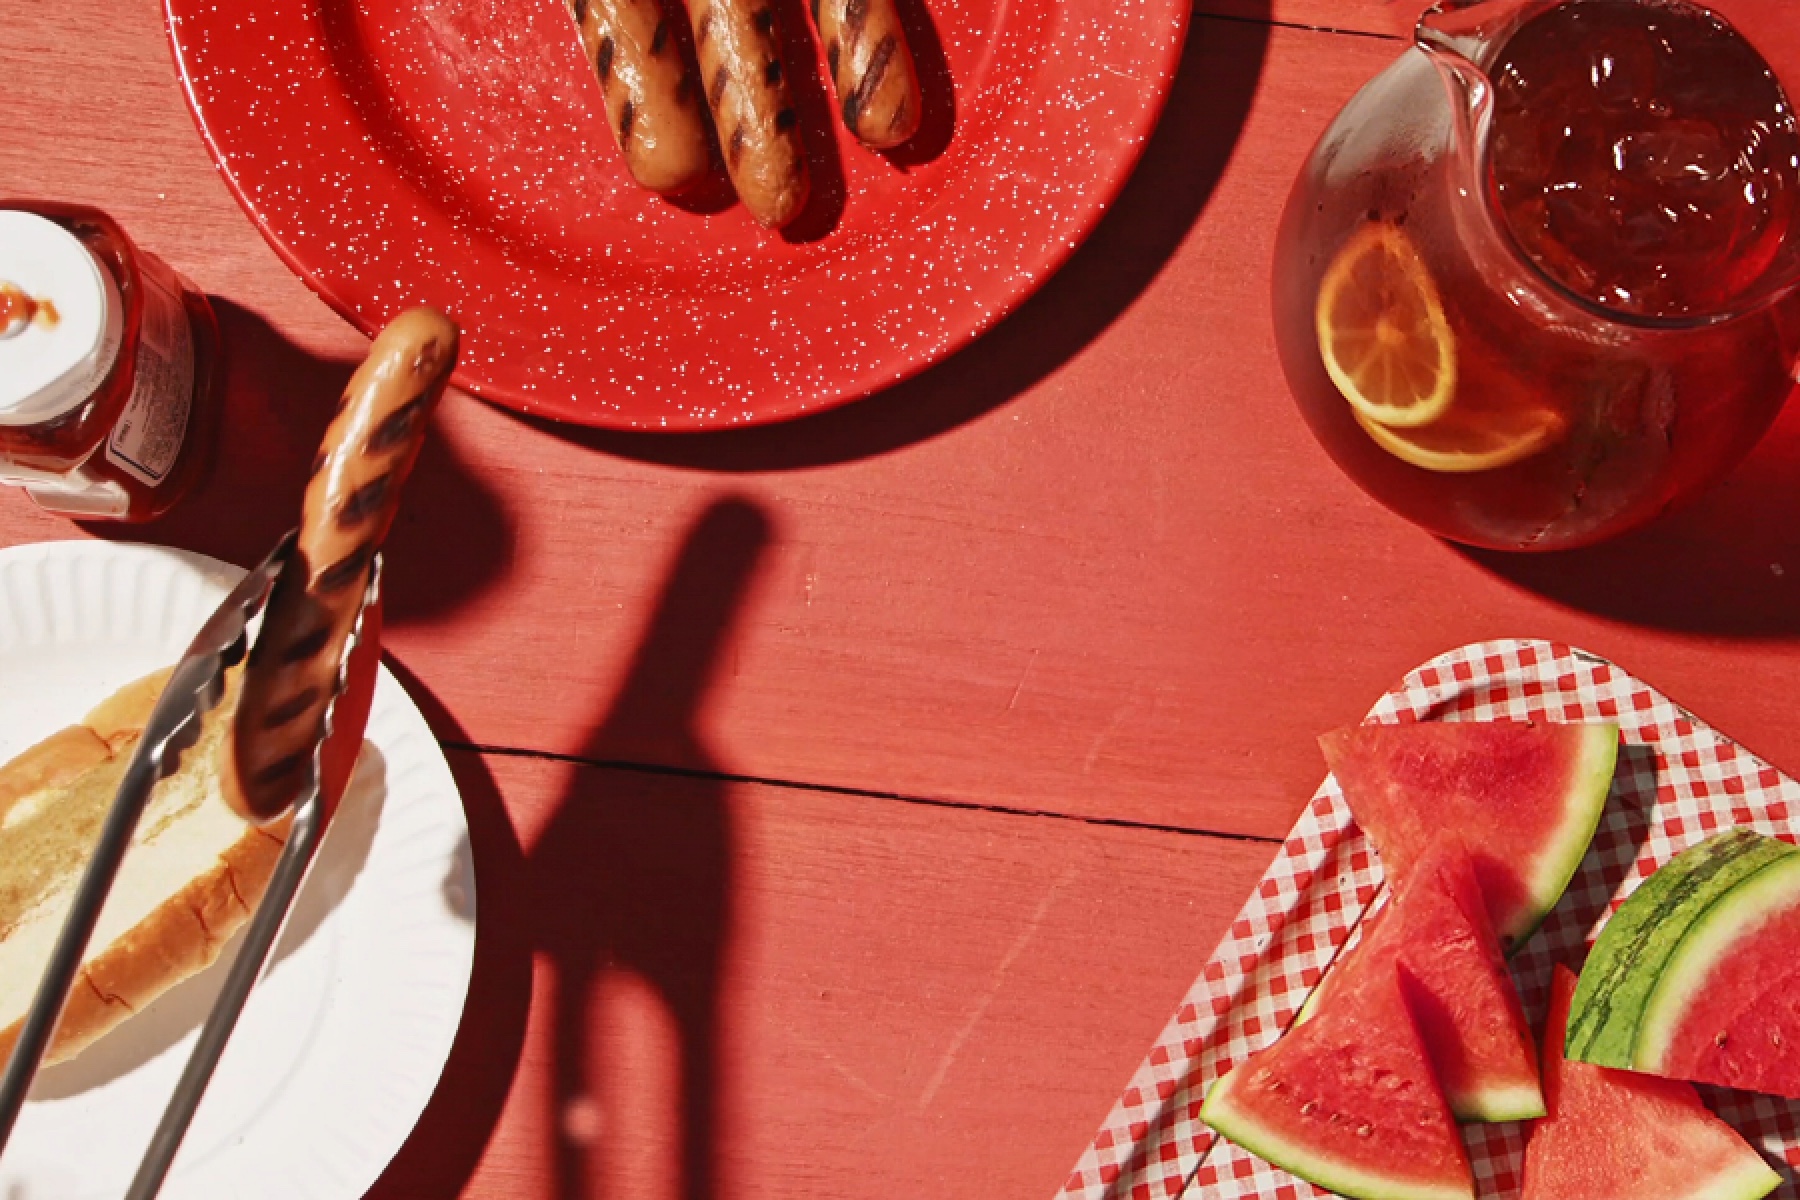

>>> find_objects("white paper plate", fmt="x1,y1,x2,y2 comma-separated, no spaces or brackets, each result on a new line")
0,540,476,1200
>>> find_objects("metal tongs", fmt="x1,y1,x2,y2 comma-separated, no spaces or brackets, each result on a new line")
0,532,382,1199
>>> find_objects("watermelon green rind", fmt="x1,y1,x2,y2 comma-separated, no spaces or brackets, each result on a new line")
1636,851,1800,1072
1567,829,1797,1067
1460,1081,1547,1124
1680,1160,1785,1200
1511,722,1618,947
1200,1070,1473,1200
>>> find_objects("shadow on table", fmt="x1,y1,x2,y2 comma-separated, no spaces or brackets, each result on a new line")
526,496,772,1200
84,298,515,629
508,6,1273,470
369,498,772,1199
1456,414,1800,637
364,665,532,1200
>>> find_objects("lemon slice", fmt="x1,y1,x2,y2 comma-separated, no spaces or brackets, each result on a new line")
1317,223,1457,429
1353,406,1565,473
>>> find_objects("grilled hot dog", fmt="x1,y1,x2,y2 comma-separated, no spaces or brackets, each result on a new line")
812,0,920,149
221,307,459,823
571,0,713,193
688,0,810,228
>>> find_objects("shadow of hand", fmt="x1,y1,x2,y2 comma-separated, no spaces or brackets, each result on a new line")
526,496,773,1200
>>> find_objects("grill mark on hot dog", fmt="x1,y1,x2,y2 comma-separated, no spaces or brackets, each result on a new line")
752,7,774,33
573,0,588,22
887,95,910,135
281,626,332,665
252,750,309,787
596,35,616,83
368,396,430,453
677,70,696,104
651,18,669,54
709,65,731,108
842,33,895,127
337,475,392,529
811,0,821,22
263,687,322,730
313,544,374,596
728,125,747,168
764,59,782,85
827,39,840,80
619,99,637,147
696,8,715,48
776,107,798,131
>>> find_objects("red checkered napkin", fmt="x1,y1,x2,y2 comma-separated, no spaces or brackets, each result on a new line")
1058,639,1800,1200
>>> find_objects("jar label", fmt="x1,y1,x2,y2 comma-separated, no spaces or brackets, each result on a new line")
105,268,193,488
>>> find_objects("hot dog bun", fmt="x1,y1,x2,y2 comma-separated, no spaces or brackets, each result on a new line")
222,308,456,823
0,669,291,1068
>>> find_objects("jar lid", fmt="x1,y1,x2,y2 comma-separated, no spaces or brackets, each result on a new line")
0,210,122,427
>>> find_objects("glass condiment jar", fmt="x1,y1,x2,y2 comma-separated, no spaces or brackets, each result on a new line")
0,202,220,521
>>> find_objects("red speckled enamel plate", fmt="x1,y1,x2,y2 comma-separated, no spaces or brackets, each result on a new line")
164,0,1186,429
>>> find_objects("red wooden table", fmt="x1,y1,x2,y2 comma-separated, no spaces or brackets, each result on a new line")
7,2,1800,1196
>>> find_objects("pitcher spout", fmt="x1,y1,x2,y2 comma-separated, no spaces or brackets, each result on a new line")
1413,0,1536,114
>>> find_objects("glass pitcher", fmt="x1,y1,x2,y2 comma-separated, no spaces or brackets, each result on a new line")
1272,0,1800,551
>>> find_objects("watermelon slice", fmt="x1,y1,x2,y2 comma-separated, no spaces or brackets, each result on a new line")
1522,964,1779,1200
1201,956,1474,1200
1321,721,1618,950
1310,839,1543,1121
1568,828,1798,1069
1633,843,1800,1098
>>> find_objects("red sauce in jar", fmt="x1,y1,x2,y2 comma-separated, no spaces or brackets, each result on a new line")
0,281,58,333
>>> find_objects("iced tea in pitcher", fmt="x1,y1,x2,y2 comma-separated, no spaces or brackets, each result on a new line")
1273,0,1800,551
